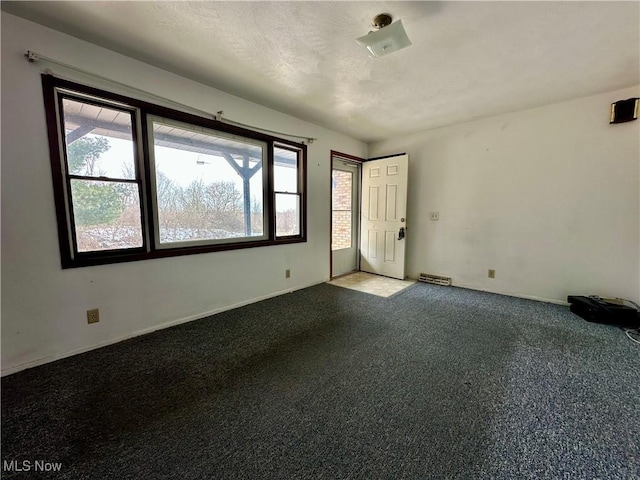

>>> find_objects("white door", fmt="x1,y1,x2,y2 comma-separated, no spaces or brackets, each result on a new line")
331,158,360,277
360,154,408,280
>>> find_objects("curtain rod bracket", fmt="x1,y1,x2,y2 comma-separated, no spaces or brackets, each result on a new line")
25,50,39,62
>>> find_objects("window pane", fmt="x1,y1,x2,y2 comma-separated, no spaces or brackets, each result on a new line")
332,170,353,250
62,98,136,179
276,193,300,237
332,170,352,210
332,211,352,250
70,180,143,252
152,121,266,245
274,147,298,193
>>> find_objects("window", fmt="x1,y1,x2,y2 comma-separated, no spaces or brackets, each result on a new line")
42,75,306,267
149,117,268,247
331,169,353,250
274,146,302,237
61,97,145,253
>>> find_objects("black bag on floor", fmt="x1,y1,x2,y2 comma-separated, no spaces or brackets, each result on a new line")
567,295,640,328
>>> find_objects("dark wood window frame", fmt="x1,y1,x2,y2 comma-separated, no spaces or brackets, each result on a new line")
42,75,307,268
273,145,305,239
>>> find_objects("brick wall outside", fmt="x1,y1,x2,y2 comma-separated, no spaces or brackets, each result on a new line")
332,170,352,250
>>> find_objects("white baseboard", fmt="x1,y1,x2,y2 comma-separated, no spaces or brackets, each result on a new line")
1,280,324,377
452,282,568,306
3,279,568,376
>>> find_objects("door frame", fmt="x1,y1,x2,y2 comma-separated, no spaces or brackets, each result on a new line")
330,151,364,278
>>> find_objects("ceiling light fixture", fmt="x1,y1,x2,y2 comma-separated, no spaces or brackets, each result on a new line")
356,13,412,58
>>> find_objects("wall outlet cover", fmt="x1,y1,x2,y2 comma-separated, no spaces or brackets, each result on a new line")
87,308,100,324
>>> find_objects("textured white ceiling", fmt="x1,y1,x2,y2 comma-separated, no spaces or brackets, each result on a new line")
3,1,639,143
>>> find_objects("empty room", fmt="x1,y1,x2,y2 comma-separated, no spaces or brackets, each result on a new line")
1,2,639,479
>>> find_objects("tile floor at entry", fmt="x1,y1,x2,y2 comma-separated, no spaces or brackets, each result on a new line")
328,271,416,298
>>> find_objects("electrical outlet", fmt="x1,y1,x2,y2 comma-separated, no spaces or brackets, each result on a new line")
87,308,100,324
430,212,439,221
488,269,496,279
285,269,291,278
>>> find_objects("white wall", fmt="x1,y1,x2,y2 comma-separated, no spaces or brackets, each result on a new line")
1,14,367,375
370,87,640,304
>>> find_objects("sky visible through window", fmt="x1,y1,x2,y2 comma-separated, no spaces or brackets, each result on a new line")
95,136,298,208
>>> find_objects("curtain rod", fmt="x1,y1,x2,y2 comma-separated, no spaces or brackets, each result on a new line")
25,50,317,144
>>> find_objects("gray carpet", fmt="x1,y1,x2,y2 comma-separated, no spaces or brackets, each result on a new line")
2,282,639,479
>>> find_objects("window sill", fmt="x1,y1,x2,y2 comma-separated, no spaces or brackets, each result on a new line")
62,236,306,269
